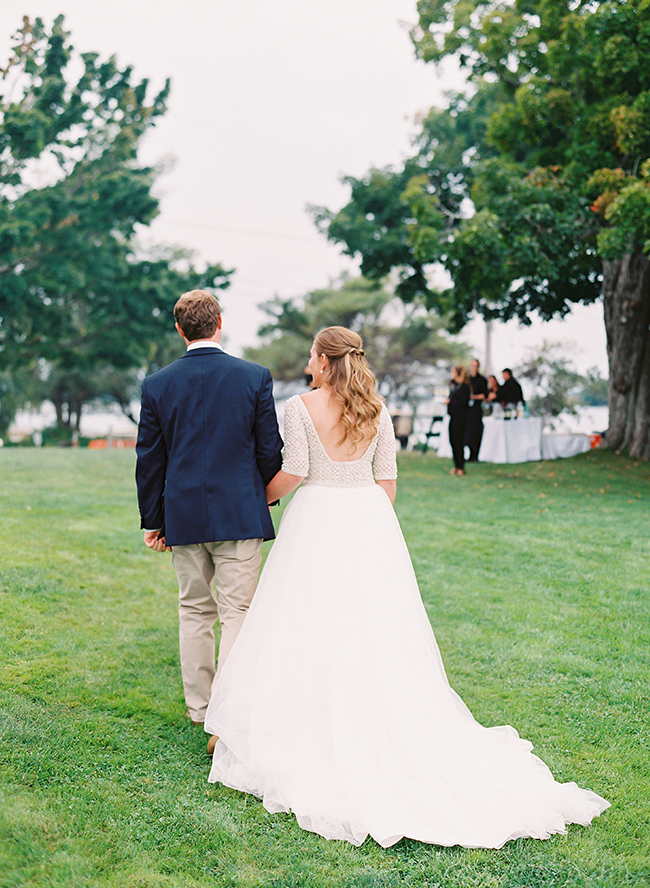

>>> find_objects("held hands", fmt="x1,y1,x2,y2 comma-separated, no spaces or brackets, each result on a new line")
266,470,305,503
143,530,171,553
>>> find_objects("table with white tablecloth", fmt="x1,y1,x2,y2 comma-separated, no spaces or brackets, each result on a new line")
540,433,591,460
435,416,596,463
436,416,543,463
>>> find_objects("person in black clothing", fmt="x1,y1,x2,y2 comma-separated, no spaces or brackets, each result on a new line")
465,359,488,462
496,368,524,407
445,365,471,475
304,364,317,390
485,374,499,414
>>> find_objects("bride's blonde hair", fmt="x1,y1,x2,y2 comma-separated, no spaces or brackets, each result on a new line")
314,326,384,448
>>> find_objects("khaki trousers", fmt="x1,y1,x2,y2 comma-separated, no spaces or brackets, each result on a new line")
171,538,263,723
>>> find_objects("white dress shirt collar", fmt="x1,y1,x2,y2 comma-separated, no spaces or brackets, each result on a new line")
186,340,223,351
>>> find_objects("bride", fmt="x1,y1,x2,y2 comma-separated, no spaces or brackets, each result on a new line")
204,326,608,848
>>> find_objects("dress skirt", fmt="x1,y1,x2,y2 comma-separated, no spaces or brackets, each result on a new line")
205,483,609,848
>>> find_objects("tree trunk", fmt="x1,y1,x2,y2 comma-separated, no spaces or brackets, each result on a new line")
53,398,70,430
71,400,83,433
602,248,650,460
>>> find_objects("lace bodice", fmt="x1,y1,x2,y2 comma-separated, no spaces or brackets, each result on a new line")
281,395,397,488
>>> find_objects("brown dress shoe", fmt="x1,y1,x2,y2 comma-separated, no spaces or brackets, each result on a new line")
206,734,219,755
186,710,204,727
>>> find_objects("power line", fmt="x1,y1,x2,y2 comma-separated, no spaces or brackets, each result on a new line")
153,218,317,242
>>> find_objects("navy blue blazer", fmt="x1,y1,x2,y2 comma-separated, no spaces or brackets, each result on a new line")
135,347,283,547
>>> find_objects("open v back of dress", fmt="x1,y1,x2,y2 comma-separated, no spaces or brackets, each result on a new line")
298,393,378,464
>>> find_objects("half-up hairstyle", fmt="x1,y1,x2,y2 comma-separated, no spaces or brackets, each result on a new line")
314,326,384,449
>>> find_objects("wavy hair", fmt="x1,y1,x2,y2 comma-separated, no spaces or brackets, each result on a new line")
314,326,384,449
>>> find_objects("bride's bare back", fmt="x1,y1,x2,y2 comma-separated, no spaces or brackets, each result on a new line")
265,327,396,506
300,389,375,462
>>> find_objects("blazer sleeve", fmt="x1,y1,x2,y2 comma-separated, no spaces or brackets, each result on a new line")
135,379,167,531
254,368,284,485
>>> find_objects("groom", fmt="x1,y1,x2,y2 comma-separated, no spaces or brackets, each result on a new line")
136,289,283,730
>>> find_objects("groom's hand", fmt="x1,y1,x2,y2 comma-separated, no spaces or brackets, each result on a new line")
144,530,171,552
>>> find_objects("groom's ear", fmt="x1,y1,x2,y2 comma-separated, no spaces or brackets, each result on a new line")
175,322,186,340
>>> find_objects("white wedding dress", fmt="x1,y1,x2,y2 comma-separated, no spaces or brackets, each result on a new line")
205,395,609,848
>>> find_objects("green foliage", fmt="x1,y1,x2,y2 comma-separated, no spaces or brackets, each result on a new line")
311,164,434,304
317,0,650,456
245,276,391,376
601,181,650,258
578,367,610,408
247,276,392,374
0,363,42,438
0,16,232,431
319,0,650,325
245,276,467,406
1,448,649,885
505,345,608,424
0,373,18,439
517,342,584,425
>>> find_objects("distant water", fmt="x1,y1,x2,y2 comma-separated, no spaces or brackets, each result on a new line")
8,397,608,446
543,405,608,435
9,403,139,442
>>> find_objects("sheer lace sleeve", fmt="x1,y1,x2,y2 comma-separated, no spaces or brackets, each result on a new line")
372,406,398,480
281,396,309,477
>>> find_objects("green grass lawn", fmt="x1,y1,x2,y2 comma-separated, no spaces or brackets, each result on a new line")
0,447,648,888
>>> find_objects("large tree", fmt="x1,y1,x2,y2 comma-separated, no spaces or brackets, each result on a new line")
0,16,231,435
314,0,650,458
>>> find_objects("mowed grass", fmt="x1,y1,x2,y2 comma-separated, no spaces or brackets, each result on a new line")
0,446,648,888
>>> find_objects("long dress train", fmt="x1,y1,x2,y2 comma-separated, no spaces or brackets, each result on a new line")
205,395,609,848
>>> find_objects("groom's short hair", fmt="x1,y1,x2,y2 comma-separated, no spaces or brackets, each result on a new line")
174,290,222,341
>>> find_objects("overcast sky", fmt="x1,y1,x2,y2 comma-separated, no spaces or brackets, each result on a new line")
2,0,608,375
